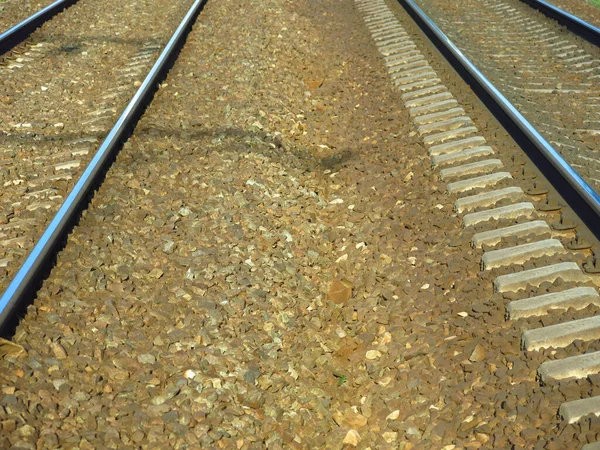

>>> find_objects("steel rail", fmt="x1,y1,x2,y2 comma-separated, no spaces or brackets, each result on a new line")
398,0,600,238
519,0,600,47
0,0,207,335
0,0,79,55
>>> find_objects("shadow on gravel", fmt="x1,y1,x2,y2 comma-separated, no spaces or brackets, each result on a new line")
319,149,356,171
0,131,108,146
1,34,163,64
134,123,359,172
41,35,162,52
0,123,359,173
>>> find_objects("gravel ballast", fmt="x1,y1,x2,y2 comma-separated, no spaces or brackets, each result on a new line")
1,0,600,448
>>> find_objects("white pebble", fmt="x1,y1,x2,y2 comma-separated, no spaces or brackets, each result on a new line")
335,254,348,263
386,410,400,420
365,350,382,360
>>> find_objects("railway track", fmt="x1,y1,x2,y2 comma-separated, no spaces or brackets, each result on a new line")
0,0,207,329
546,0,600,29
361,0,600,447
0,0,194,292
1,0,600,447
518,0,600,46
412,0,600,197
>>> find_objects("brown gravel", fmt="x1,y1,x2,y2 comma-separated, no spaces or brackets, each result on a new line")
0,0,600,448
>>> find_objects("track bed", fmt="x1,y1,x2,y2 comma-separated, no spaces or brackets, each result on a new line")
1,0,600,448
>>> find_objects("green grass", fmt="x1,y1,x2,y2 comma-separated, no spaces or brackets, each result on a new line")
587,0,600,8
332,373,347,387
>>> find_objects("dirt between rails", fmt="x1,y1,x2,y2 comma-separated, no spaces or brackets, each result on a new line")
549,0,600,28
0,0,600,449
